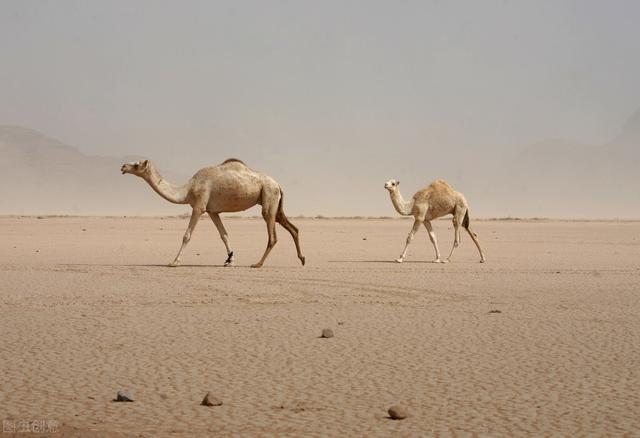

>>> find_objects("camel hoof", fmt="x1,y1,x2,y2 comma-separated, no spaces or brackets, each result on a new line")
250,263,262,268
224,261,234,267
433,259,445,264
168,262,180,268
394,258,404,263
480,259,486,263
300,256,306,266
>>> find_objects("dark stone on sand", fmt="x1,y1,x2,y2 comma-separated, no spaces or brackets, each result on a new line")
201,392,223,406
488,309,502,314
116,390,134,402
321,328,334,338
388,405,408,420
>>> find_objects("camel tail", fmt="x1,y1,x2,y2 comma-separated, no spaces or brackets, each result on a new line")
462,209,470,229
276,189,287,221
275,189,297,231
276,188,305,266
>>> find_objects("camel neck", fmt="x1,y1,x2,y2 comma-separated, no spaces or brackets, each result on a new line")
143,166,190,205
389,190,414,216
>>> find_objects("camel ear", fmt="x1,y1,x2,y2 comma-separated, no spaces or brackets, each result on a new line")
396,180,400,186
140,160,149,169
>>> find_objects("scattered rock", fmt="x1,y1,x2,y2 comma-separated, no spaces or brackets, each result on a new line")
201,392,223,406
488,309,502,314
116,390,134,402
35,250,39,253
388,405,408,420
337,321,345,325
321,328,334,338
82,228,87,232
362,237,367,240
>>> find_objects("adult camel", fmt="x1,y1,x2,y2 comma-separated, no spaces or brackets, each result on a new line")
121,158,305,268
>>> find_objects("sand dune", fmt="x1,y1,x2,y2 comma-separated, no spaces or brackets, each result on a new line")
1,217,639,436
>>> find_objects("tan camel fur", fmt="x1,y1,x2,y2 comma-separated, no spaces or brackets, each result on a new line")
384,179,485,263
121,159,305,268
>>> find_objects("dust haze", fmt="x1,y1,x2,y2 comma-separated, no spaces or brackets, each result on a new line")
1,1,639,218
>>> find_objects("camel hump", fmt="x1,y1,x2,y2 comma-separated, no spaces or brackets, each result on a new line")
431,179,452,188
221,158,247,166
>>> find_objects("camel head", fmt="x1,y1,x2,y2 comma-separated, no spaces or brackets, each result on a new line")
121,160,151,177
384,179,400,192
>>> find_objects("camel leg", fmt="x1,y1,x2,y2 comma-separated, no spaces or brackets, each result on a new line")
464,223,486,263
251,204,278,268
446,209,465,262
396,219,422,263
276,213,306,266
209,212,234,266
424,221,445,263
169,208,203,267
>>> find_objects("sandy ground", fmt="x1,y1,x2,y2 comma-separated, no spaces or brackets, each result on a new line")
1,216,639,437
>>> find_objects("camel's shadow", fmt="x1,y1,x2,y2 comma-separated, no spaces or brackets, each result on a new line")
328,260,438,264
58,263,235,269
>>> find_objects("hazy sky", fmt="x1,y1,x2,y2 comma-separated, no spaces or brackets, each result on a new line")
2,0,639,215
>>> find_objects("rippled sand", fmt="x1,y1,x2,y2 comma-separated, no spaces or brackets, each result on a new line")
1,217,639,437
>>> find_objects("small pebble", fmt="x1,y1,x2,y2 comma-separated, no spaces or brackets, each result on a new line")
321,328,334,338
116,390,134,402
488,309,502,314
201,392,223,406
388,405,408,420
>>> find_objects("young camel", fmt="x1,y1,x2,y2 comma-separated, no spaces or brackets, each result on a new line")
384,179,485,263
121,159,305,268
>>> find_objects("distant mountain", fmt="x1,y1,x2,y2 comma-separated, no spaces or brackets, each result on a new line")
613,107,640,149
490,108,640,218
0,126,189,215
1,111,639,218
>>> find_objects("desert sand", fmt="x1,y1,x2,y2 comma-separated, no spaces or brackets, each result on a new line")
1,217,639,437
